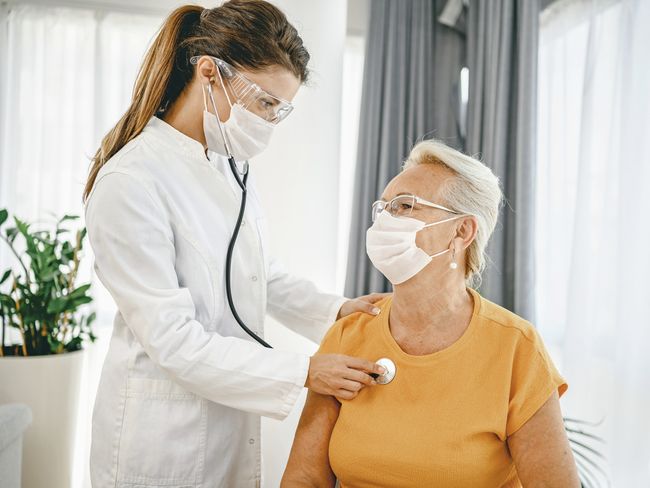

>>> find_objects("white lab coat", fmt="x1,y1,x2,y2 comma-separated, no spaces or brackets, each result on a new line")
85,116,346,488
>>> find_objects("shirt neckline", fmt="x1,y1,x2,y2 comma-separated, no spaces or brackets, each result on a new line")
379,287,482,365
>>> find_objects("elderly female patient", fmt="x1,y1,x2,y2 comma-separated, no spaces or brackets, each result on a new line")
281,140,580,487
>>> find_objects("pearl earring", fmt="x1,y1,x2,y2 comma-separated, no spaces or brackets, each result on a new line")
450,247,458,270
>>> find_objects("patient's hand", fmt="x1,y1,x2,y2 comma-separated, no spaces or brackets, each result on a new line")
337,292,390,320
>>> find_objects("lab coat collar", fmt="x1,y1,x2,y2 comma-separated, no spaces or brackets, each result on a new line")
143,116,248,198
143,116,209,165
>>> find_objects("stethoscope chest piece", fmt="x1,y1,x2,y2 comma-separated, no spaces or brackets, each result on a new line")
374,357,396,385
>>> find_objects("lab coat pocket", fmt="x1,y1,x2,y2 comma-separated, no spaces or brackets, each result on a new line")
174,230,222,330
116,377,206,487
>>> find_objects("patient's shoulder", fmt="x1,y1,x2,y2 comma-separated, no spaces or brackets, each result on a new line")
318,295,392,353
477,294,538,343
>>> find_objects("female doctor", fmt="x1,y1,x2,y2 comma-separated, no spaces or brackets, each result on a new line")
82,2,385,486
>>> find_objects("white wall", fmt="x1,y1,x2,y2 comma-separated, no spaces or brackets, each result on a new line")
252,1,348,485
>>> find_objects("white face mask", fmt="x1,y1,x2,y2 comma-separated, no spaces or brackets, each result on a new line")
202,83,275,161
366,210,464,285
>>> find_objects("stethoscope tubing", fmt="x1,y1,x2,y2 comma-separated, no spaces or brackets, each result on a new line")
225,156,273,348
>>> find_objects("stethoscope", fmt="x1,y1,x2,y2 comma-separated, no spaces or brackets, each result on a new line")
205,81,272,349
222,142,397,384
207,83,397,384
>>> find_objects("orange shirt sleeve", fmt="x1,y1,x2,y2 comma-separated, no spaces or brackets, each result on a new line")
506,325,568,437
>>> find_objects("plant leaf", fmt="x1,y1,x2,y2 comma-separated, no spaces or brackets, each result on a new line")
0,269,11,285
68,284,91,299
5,227,18,243
58,215,80,224
46,297,68,314
70,296,93,307
13,216,30,236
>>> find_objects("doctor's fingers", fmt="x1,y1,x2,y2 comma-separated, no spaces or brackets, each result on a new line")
362,292,391,303
343,368,376,387
341,378,369,393
344,356,386,376
336,389,360,401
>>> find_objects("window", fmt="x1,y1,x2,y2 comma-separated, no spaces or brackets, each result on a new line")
536,0,650,484
0,4,163,330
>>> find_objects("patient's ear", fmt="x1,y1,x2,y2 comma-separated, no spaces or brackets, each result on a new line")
455,215,478,251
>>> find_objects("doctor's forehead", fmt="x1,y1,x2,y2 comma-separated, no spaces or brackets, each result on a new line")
381,163,455,201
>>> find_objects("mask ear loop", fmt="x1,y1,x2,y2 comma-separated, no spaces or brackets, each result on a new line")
204,63,234,158
420,214,466,261
421,214,465,228
209,61,248,176
214,61,234,109
429,248,450,259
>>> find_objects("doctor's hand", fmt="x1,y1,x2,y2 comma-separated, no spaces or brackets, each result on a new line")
336,293,391,320
305,354,386,400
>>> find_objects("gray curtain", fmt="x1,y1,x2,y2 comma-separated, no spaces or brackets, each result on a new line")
344,0,540,323
344,0,466,297
466,0,540,321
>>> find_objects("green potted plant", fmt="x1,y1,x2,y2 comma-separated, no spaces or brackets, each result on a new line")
0,207,96,488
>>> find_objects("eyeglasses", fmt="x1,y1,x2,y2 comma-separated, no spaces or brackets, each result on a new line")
190,55,294,124
371,194,461,222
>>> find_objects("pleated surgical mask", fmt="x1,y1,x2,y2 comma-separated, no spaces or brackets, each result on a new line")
366,210,465,285
202,83,275,161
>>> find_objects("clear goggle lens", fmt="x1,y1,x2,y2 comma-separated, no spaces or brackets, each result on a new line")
190,55,294,124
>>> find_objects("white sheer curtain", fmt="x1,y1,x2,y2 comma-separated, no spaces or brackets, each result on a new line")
0,3,162,326
536,0,650,485
0,5,162,487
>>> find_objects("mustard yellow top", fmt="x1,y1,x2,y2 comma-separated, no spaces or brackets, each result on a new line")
317,288,567,488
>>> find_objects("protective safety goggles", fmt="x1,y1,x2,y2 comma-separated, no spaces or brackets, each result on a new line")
371,194,462,222
190,55,294,124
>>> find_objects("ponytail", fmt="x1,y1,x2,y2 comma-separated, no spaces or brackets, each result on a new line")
83,1,310,202
83,5,202,202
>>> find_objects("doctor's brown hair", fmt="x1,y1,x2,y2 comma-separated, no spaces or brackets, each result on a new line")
83,0,310,201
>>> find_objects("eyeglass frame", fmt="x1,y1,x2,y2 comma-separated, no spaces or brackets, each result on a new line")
371,194,463,222
189,55,294,124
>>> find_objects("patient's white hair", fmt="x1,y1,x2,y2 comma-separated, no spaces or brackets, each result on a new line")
403,139,503,287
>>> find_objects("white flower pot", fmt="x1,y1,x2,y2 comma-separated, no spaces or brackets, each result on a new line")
0,350,84,488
